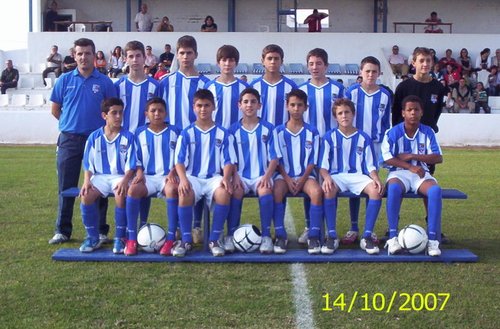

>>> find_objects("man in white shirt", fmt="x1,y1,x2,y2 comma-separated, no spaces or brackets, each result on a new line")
135,3,153,32
388,45,409,78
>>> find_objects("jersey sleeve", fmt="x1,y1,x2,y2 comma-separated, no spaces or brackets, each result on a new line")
221,132,237,167
380,130,395,163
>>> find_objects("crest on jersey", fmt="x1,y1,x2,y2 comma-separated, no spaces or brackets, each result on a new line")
92,84,101,94
430,94,438,104
215,138,222,147
305,140,313,149
120,144,128,154
148,92,155,99
357,146,363,155
332,93,338,99
379,104,386,112
262,134,268,143
170,141,176,149
418,143,425,154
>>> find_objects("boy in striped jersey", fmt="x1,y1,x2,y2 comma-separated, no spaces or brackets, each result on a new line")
250,44,298,127
298,48,345,245
174,89,237,257
343,56,391,246
228,88,281,254
116,40,161,228
79,98,136,253
381,95,443,256
125,98,180,256
273,89,323,254
205,45,249,129
319,98,383,255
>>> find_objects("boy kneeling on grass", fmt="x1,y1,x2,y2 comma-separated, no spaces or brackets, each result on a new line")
381,95,443,256
79,98,136,253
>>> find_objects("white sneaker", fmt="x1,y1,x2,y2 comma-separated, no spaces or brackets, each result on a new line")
427,240,441,257
223,236,235,253
298,228,309,244
48,233,69,245
209,240,225,257
172,241,192,258
360,237,380,255
273,238,288,254
259,236,273,254
307,238,321,255
99,234,111,245
385,237,402,255
320,238,339,254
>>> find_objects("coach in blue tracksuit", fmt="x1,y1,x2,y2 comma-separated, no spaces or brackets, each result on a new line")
49,38,116,245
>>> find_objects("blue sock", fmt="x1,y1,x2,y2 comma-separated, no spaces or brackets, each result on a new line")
363,199,382,238
178,205,193,243
193,199,204,228
115,206,127,239
427,185,442,241
139,197,151,227
303,198,311,228
259,194,273,237
81,203,99,239
387,183,403,238
324,198,338,239
349,198,360,232
125,196,140,240
228,198,243,236
308,204,323,239
274,202,287,239
209,203,230,241
166,198,178,241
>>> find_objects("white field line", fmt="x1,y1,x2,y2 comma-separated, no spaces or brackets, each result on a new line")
285,204,315,329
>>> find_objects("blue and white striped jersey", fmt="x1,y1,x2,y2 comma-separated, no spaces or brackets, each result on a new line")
83,127,136,175
229,120,281,180
274,122,319,177
135,124,180,176
175,124,236,179
319,128,377,175
159,71,210,129
115,76,160,133
299,78,345,136
381,123,442,172
345,85,391,143
205,78,249,129
250,76,297,126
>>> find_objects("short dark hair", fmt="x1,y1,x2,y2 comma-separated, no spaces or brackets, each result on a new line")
332,98,355,117
306,48,328,66
360,56,381,70
193,89,215,106
239,87,260,103
101,97,124,113
262,44,284,61
286,89,307,106
124,40,145,57
145,97,166,112
401,95,424,111
216,45,239,64
74,38,96,54
177,35,197,54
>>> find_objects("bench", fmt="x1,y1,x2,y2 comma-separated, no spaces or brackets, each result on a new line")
61,187,467,251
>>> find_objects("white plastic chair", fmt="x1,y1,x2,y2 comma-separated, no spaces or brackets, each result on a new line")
11,94,27,107
0,94,9,107
27,94,45,107
18,76,34,90
68,23,86,32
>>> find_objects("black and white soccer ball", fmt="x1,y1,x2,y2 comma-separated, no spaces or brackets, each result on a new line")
137,223,166,253
232,224,262,253
398,224,428,254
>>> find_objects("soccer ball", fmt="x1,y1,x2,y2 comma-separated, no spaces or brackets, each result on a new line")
232,224,262,253
398,224,428,254
137,223,167,253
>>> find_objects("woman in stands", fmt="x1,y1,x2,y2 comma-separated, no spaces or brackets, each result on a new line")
201,15,217,32
108,46,125,78
95,51,107,75
457,48,473,77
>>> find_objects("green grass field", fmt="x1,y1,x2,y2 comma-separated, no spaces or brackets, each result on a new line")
0,146,498,328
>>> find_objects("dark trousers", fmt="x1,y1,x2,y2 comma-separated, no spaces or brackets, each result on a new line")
42,67,61,85
1,81,17,94
55,132,109,238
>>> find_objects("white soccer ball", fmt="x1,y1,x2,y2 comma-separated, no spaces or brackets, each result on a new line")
398,224,428,254
232,224,262,253
137,223,167,253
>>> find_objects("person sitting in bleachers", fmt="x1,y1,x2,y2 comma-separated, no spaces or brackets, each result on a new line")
451,77,475,113
62,48,77,73
0,60,19,94
487,65,499,96
473,82,491,113
430,63,443,80
388,45,409,78
94,51,107,75
438,49,459,75
444,64,460,90
42,45,62,86
475,48,492,87
108,46,125,78
424,11,443,33
156,16,174,32
491,49,500,68
145,46,158,76
456,48,473,77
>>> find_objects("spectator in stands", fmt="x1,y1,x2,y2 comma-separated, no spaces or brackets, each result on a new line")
475,48,492,86
201,15,217,32
457,48,473,77
438,49,458,74
108,46,125,78
0,60,19,94
487,65,499,96
356,76,363,84
451,77,475,113
44,1,58,32
430,63,443,80
157,16,174,32
303,9,328,32
42,45,63,86
159,44,174,69
240,75,248,83
429,48,439,67
145,45,158,75
153,62,169,80
62,48,77,73
388,45,409,78
94,50,107,75
439,79,454,113
473,82,491,113
135,3,153,32
424,11,443,33
444,64,460,89
491,48,500,68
